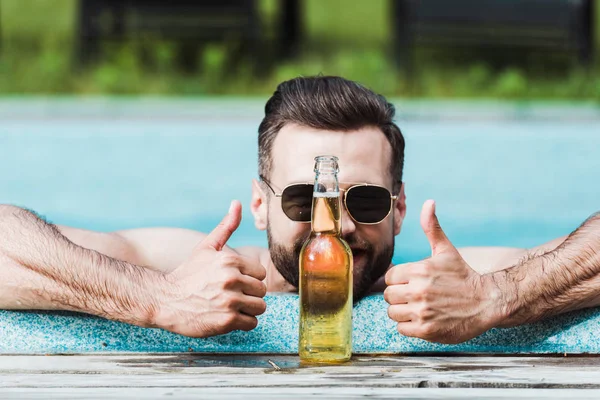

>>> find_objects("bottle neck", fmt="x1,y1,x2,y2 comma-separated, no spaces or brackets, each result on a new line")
311,171,341,234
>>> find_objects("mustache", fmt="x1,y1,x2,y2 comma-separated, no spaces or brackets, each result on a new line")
291,232,372,257
342,234,372,252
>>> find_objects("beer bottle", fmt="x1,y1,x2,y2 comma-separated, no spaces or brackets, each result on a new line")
299,155,353,363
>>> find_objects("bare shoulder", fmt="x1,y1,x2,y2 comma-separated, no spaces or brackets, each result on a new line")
458,247,527,274
115,228,269,273
458,235,568,274
236,246,272,272
236,246,269,259
112,227,212,271
59,224,269,275
58,225,203,273
58,225,136,263
115,227,207,249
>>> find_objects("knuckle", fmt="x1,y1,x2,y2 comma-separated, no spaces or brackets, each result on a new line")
220,270,241,289
422,291,435,303
387,306,395,320
413,288,430,303
412,285,427,301
219,313,238,328
396,323,412,337
218,253,240,267
256,300,267,315
387,305,403,322
385,287,402,305
257,282,267,297
218,293,238,310
416,304,433,321
420,322,437,338
255,265,267,280
383,288,392,303
385,268,396,285
416,280,433,296
242,317,258,331
412,291,423,302
243,258,266,280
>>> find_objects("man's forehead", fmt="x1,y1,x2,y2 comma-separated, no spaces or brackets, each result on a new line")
270,124,392,186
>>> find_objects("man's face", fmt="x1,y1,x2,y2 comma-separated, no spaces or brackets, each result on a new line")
252,124,406,300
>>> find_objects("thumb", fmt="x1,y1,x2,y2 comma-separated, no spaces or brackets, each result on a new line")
198,200,242,251
420,199,455,256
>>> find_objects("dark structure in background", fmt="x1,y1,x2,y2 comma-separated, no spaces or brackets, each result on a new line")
75,0,594,73
77,0,258,69
393,0,595,74
76,0,300,69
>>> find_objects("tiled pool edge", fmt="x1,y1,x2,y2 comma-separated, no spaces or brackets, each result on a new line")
1,294,599,354
1,98,599,122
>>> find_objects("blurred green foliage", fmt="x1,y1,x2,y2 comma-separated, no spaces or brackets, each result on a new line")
0,0,599,99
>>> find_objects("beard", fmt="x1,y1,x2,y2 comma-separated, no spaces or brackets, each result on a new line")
267,224,394,301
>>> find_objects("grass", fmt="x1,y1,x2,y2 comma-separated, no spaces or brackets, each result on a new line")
0,0,599,99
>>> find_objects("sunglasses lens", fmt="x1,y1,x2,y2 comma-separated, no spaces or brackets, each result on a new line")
281,184,314,222
346,185,392,223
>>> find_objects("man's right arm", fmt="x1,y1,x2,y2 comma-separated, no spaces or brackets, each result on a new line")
58,226,208,274
0,205,160,324
0,202,267,338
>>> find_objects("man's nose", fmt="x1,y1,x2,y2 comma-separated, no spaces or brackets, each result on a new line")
341,205,357,236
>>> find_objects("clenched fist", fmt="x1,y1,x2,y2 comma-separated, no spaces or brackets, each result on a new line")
153,200,267,337
384,200,503,344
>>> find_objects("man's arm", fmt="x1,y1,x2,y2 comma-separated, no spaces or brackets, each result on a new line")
0,202,267,337
58,226,208,273
0,205,159,324
495,212,600,326
384,200,600,344
457,235,567,275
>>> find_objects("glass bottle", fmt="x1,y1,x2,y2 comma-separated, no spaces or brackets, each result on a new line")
299,155,353,363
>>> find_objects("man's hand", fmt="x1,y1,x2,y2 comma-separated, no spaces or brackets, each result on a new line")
384,200,503,344
153,200,267,338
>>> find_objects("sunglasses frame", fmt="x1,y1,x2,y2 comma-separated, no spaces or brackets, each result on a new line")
260,176,399,225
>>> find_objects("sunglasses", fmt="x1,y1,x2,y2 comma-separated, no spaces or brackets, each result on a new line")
261,177,399,224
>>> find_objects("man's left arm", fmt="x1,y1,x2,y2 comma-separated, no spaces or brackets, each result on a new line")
384,200,600,344
457,234,567,275
496,211,600,327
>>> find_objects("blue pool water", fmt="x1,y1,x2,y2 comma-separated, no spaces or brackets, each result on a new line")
1,99,599,265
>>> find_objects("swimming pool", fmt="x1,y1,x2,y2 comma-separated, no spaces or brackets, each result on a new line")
1,98,598,264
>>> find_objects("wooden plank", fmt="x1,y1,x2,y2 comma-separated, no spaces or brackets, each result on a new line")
1,354,600,390
4,372,600,389
2,387,600,400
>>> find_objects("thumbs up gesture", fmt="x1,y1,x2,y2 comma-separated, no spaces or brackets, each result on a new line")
153,200,267,338
384,200,500,344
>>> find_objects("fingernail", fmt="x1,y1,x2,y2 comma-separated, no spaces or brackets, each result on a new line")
427,199,435,211
229,201,235,214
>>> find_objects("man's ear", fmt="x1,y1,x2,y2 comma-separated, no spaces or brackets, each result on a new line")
393,182,407,236
251,179,268,231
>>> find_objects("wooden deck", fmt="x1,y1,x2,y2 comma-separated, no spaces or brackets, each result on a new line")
1,354,600,398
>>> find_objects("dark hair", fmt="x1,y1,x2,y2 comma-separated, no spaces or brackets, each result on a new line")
258,76,405,192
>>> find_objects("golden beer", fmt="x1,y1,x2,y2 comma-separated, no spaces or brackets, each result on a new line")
299,156,353,363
